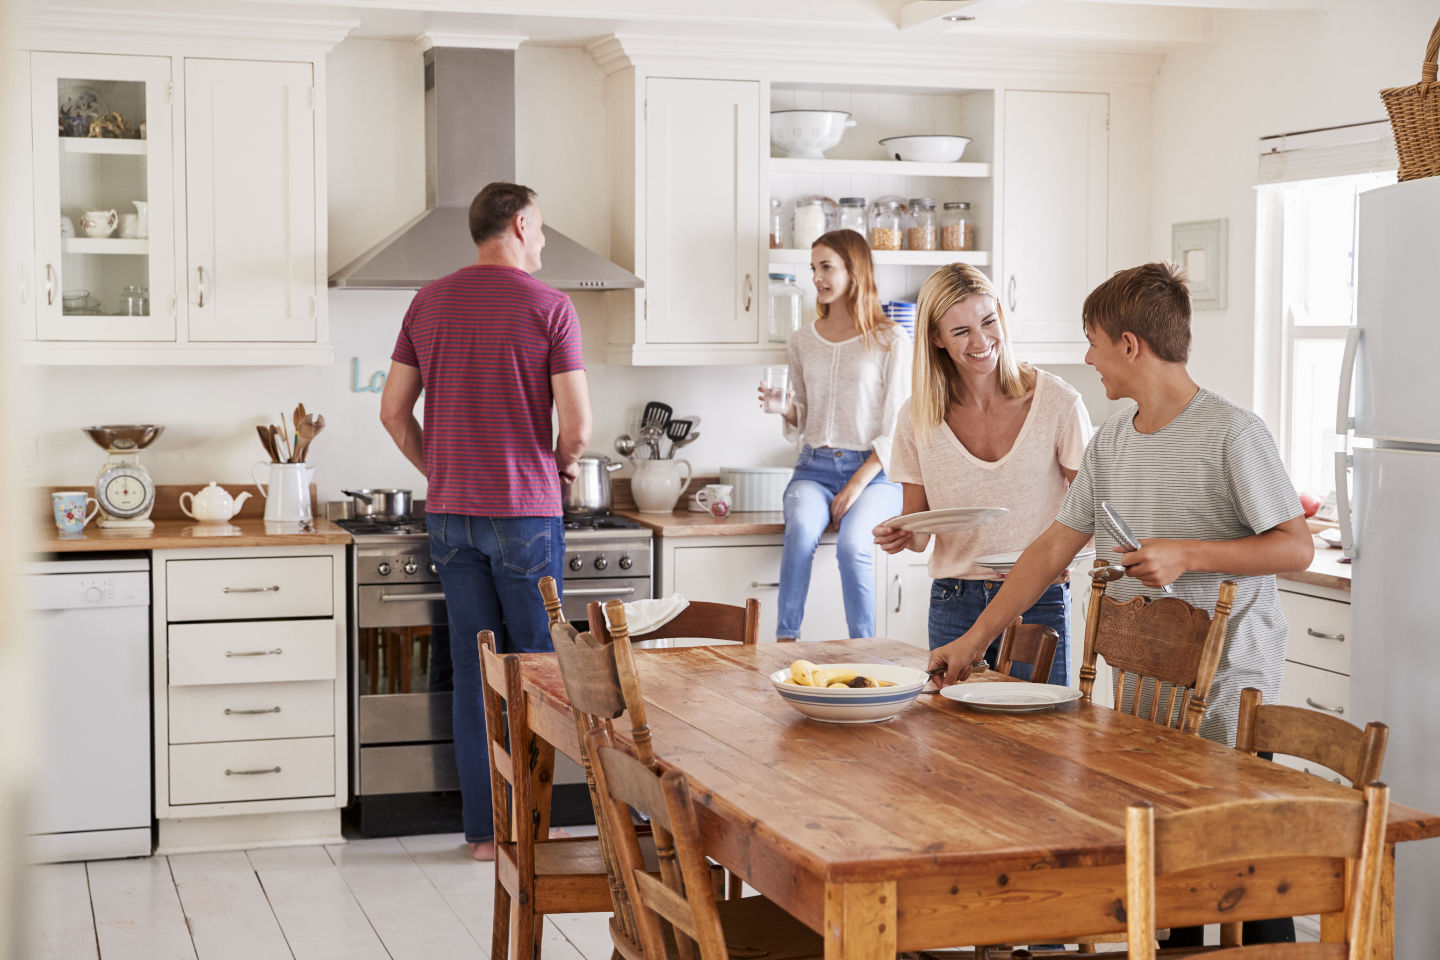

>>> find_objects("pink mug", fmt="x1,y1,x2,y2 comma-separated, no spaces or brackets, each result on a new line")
695,484,734,519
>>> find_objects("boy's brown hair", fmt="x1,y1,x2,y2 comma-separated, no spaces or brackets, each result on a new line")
1081,262,1191,362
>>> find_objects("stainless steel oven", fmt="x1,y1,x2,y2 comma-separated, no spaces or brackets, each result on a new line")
332,505,654,836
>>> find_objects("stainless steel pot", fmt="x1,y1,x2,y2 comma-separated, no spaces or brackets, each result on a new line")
341,488,414,519
563,455,622,517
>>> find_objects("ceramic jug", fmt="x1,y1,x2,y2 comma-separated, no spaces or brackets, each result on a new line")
252,462,314,523
180,482,252,523
81,209,117,238
131,200,149,238
631,458,693,514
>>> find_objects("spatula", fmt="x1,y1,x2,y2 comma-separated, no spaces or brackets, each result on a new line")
663,418,692,456
641,400,672,431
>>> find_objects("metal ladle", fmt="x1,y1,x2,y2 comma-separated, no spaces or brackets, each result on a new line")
1090,563,1127,583
614,434,636,459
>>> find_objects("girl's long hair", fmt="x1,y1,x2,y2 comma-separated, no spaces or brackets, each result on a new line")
812,230,892,352
911,263,1034,439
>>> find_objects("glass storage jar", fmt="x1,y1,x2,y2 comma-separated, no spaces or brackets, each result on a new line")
121,283,149,316
791,195,836,250
868,197,905,251
941,201,974,252
837,197,866,236
906,198,937,251
769,198,784,249
768,273,803,343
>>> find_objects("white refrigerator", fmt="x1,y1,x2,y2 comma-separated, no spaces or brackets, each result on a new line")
1336,175,1440,957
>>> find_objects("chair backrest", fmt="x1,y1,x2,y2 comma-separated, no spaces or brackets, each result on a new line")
1235,687,1388,788
1124,782,1390,959
588,597,762,646
539,574,565,626
994,617,1059,684
588,726,729,960
1078,559,1237,734
478,631,547,879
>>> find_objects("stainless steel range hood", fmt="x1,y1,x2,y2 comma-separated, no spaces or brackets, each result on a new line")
330,47,641,291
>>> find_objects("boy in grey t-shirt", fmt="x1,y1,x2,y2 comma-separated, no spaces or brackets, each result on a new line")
927,261,1313,729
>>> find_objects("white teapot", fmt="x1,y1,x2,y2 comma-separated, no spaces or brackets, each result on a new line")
180,482,252,523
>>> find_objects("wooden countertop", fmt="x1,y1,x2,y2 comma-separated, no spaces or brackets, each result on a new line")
34,516,350,553
614,506,785,537
1278,543,1351,592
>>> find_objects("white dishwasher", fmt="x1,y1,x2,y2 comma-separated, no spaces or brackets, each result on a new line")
23,557,152,862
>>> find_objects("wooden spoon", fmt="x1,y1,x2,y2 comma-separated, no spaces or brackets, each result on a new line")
257,424,277,462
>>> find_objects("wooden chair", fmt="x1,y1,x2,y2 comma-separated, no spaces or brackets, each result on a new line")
587,596,763,646
994,617,1059,684
1122,784,1390,960
1079,559,1237,734
586,725,824,960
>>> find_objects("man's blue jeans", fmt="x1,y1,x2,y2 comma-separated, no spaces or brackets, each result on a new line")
926,577,1071,685
427,513,566,843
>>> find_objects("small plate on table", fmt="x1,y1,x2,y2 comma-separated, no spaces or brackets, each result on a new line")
973,548,1096,574
881,507,1008,536
939,681,1082,713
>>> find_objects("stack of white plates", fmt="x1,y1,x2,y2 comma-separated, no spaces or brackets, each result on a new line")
883,301,916,339
973,548,1097,574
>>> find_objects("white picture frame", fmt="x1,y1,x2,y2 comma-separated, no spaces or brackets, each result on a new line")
1172,218,1228,310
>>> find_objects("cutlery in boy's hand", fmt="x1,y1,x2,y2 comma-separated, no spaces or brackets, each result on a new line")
1099,501,1175,594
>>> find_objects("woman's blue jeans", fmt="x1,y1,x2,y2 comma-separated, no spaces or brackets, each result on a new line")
427,513,566,843
777,446,902,639
927,578,1071,684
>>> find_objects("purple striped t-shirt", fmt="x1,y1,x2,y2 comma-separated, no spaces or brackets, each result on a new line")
392,264,585,517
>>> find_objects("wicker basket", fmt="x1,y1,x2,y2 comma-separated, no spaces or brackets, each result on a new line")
1381,15,1440,181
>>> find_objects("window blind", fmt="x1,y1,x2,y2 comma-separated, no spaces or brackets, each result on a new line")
1257,121,1397,184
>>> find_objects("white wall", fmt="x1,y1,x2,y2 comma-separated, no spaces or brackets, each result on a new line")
1150,0,1435,414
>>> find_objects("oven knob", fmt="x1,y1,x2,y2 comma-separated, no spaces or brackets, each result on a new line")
593,555,608,571
618,554,633,570
403,560,418,575
377,562,392,576
428,563,437,575
568,556,583,571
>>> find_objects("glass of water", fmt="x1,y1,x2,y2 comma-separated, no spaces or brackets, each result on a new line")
761,366,789,414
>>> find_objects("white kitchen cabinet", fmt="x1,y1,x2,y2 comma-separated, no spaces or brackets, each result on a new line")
878,546,933,648
999,90,1108,363
1276,584,1353,781
152,545,346,852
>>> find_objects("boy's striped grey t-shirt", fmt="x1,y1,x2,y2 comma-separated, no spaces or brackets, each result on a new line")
1056,388,1303,746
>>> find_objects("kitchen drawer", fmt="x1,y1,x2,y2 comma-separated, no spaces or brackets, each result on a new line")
169,680,334,744
166,556,333,622
169,737,334,805
1278,659,1351,724
1278,590,1350,675
168,620,336,686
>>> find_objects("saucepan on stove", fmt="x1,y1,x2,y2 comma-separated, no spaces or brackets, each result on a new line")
341,488,413,519
564,454,622,517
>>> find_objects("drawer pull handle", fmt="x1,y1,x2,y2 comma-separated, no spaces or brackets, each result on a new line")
1305,627,1345,641
750,581,780,589
1305,697,1344,715
225,648,283,658
223,585,281,594
380,592,448,602
225,766,281,776
225,706,282,716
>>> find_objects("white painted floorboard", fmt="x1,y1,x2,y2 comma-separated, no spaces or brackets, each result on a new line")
246,845,389,960
86,856,197,960
25,862,99,960
168,851,293,960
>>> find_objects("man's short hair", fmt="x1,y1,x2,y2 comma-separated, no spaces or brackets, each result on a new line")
468,182,537,244
1082,262,1192,363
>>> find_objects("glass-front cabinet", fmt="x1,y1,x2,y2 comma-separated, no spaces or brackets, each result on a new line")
30,52,175,341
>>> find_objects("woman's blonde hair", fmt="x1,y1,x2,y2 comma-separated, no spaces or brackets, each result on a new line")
911,263,1034,437
812,229,892,352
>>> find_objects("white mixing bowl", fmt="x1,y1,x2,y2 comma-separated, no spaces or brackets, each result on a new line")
878,135,972,163
771,110,856,159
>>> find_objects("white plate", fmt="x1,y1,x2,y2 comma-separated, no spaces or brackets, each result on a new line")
1317,528,1343,548
881,507,1008,536
973,548,1096,573
939,681,1082,712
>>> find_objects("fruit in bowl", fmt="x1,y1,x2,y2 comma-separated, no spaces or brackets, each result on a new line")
770,110,856,159
769,660,929,723
878,135,972,163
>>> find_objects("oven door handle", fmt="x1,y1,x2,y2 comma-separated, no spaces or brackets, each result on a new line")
379,592,448,602
562,586,638,597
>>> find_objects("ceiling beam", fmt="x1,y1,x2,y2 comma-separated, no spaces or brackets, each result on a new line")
898,0,1038,30
1093,0,1322,8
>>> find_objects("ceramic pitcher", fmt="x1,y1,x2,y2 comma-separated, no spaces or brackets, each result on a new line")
81,209,117,238
131,200,149,238
252,462,314,523
631,458,693,514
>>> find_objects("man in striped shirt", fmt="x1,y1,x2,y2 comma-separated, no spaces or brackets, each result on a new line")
381,182,592,860
927,261,1313,945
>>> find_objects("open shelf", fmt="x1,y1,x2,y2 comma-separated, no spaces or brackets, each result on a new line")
63,238,149,254
59,138,148,156
769,248,989,268
769,157,990,179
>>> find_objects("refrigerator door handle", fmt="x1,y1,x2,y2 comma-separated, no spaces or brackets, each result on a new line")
1334,451,1355,558
1336,326,1360,436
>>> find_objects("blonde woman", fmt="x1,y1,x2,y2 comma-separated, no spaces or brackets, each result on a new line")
872,263,1090,680
760,229,911,641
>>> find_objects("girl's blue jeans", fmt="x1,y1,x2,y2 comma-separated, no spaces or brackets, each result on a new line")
927,577,1071,684
777,446,902,639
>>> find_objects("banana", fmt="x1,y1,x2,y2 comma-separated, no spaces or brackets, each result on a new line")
811,666,859,687
826,681,850,688
789,660,817,686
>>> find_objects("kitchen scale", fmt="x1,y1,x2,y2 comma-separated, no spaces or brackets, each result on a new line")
84,424,163,529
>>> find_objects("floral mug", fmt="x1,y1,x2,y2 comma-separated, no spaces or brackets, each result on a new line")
52,491,100,533
80,209,118,238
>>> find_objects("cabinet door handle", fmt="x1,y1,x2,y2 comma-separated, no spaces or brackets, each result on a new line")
225,706,282,715
197,266,207,308
225,647,284,658
1305,697,1344,715
749,580,780,589
1305,627,1345,641
742,273,753,312
225,766,281,776
1007,275,1017,312
223,585,280,594
44,263,57,306
893,574,902,614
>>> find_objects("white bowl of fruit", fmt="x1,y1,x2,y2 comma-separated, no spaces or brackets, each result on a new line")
770,660,929,723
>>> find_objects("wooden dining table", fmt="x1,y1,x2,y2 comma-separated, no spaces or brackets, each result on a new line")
517,638,1440,960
